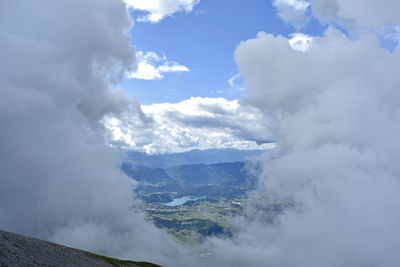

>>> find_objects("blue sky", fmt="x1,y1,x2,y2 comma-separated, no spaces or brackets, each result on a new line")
122,0,326,104
107,0,400,154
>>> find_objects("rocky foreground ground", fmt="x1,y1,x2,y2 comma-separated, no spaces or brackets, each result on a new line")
0,230,160,267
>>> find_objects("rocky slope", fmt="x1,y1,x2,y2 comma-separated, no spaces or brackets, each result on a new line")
0,230,160,267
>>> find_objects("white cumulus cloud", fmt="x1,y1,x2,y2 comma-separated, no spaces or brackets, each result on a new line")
275,0,400,34
288,33,314,52
200,21,400,267
127,51,189,80
272,0,310,28
124,0,200,23
104,97,274,154
308,0,400,33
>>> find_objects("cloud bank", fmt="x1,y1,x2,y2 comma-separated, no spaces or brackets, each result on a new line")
0,0,188,265
273,0,400,34
104,97,273,154
197,2,400,266
124,0,200,23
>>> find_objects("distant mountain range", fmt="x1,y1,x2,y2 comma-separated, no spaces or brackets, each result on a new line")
122,161,259,201
125,148,265,168
122,149,265,201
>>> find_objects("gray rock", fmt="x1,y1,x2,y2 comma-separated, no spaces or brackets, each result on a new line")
0,230,160,267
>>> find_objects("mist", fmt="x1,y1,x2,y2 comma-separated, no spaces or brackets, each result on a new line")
0,0,190,265
1,0,400,267
199,3,400,267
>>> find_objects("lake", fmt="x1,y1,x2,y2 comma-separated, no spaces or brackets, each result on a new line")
164,196,205,206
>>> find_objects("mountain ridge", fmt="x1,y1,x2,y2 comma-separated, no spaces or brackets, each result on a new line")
125,148,265,168
0,229,161,267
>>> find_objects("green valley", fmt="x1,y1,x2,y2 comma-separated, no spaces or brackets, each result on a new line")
122,155,260,243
